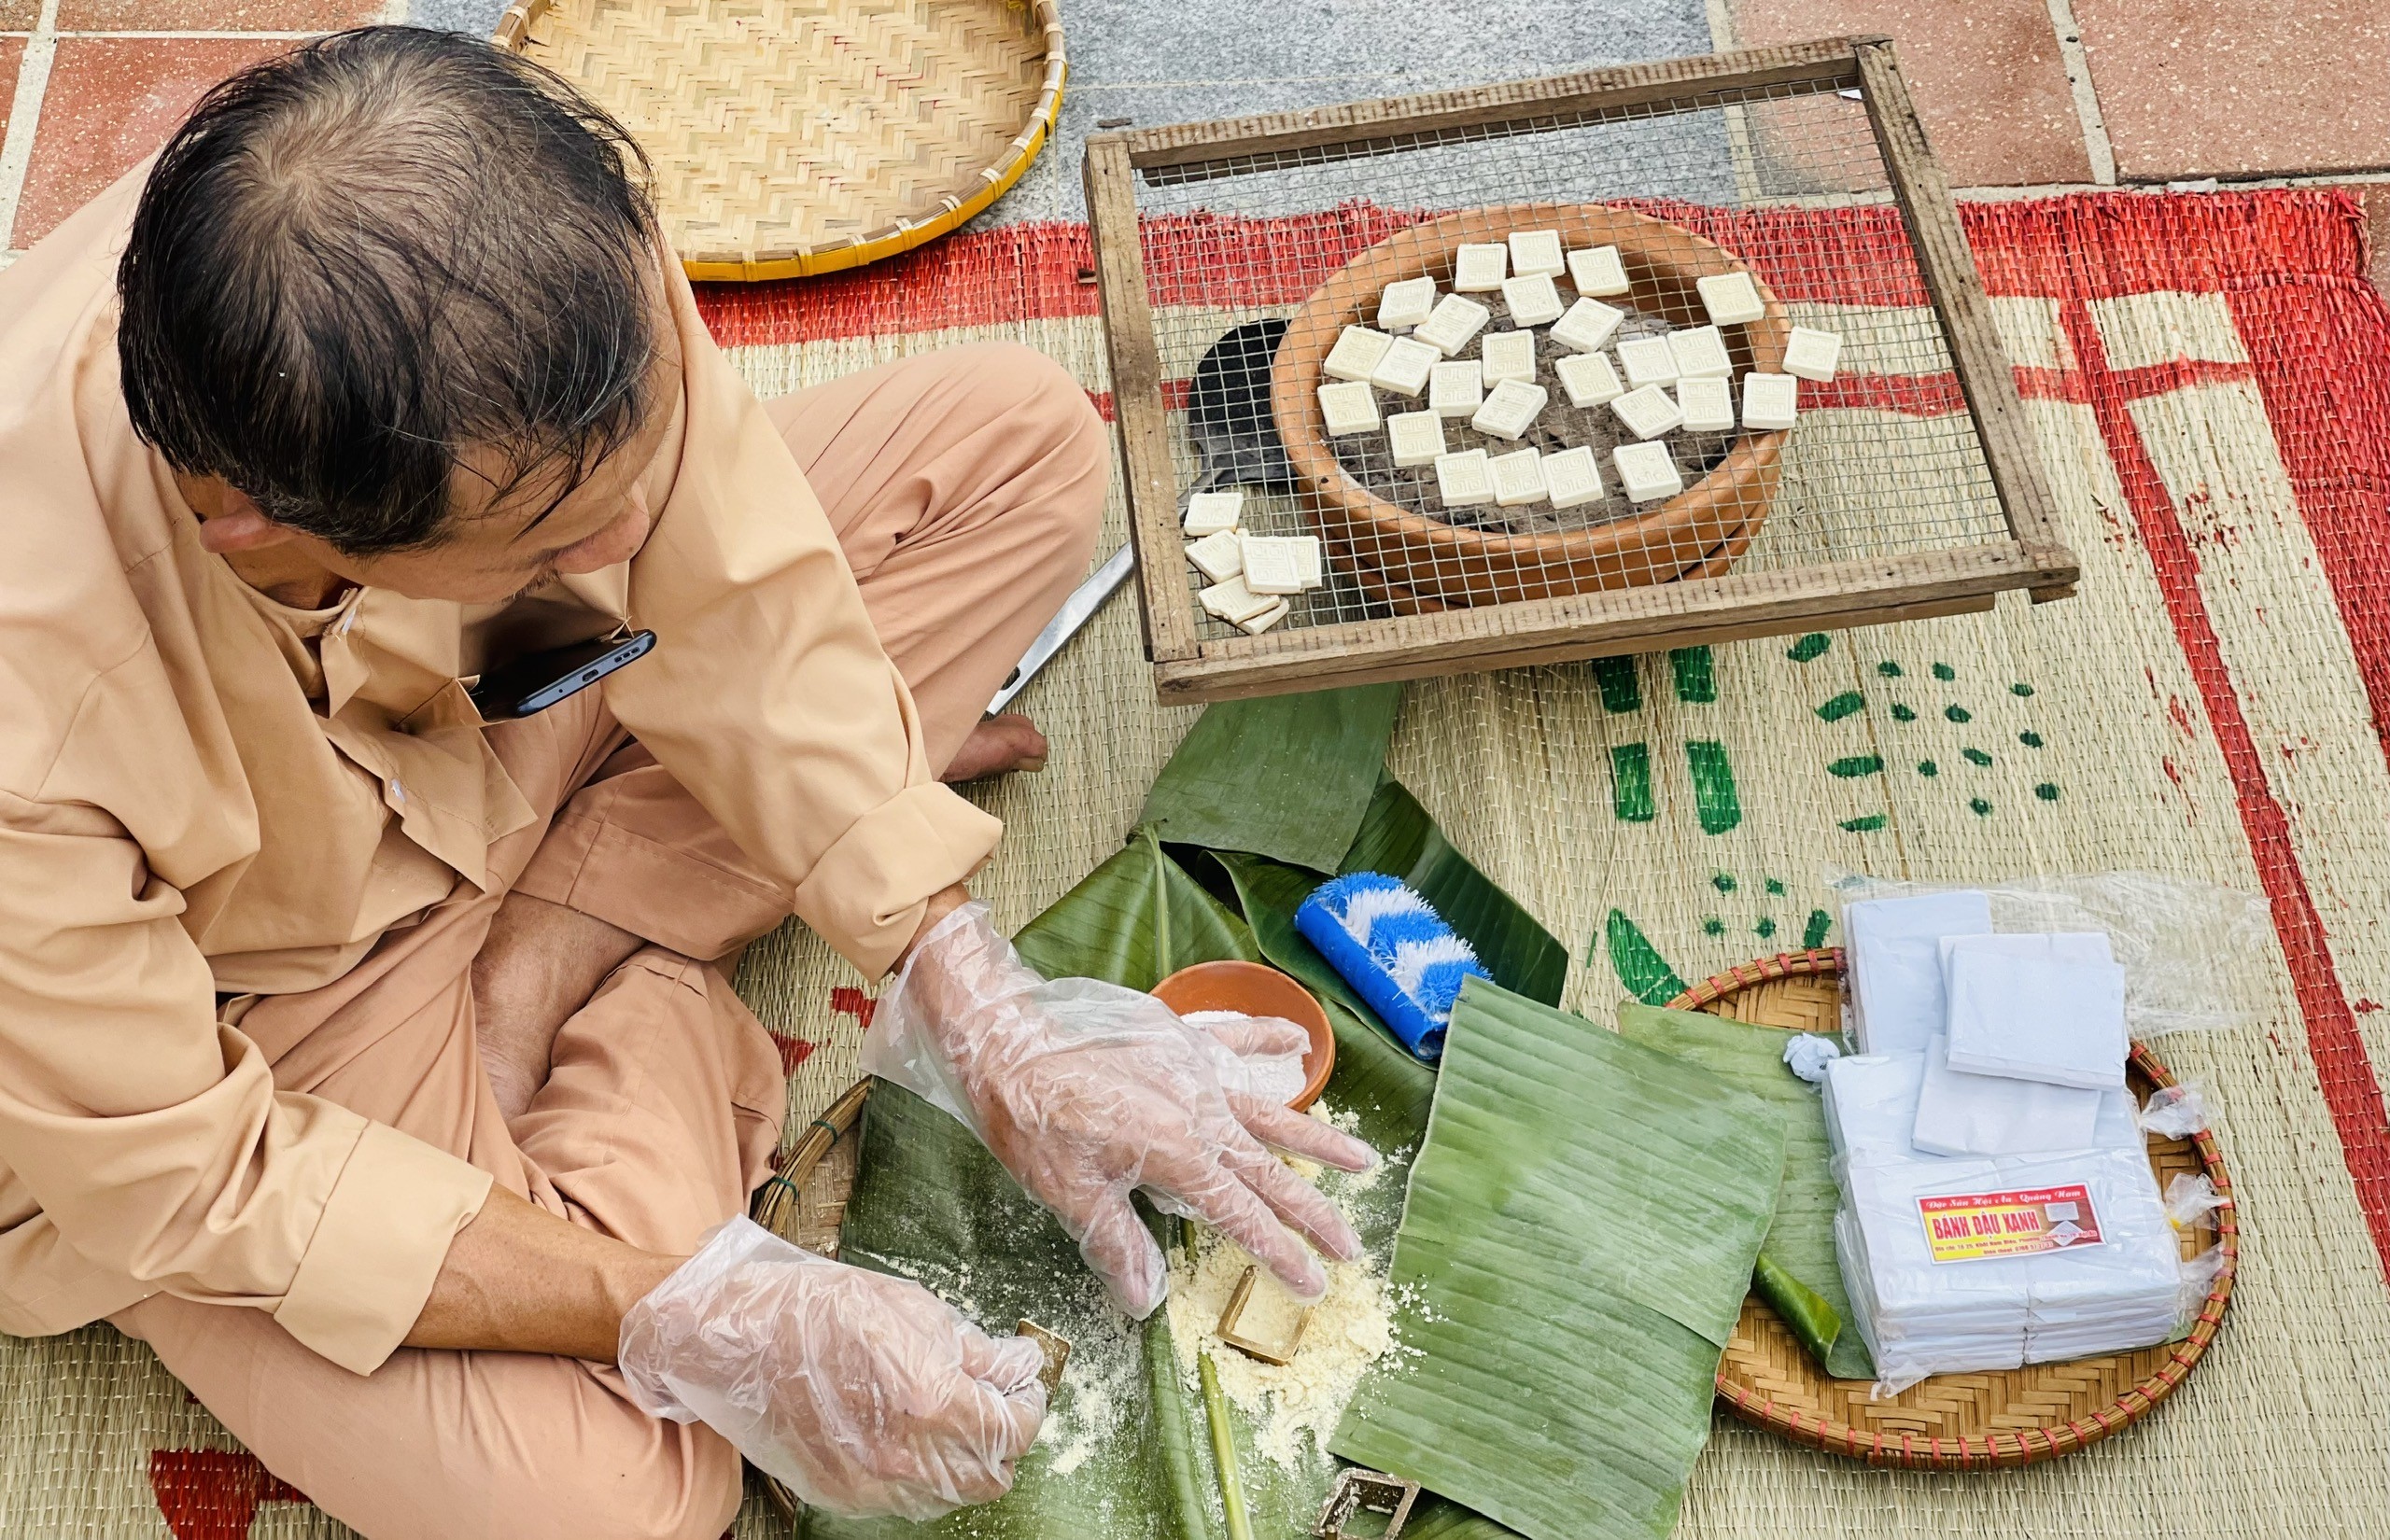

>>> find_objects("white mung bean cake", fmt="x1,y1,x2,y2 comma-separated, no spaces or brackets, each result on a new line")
1612,441,1684,502
1507,229,1567,278
1385,410,1446,469
1551,297,1624,354
1479,329,1538,385
1489,448,1547,508
1413,293,1491,356
1323,325,1394,383
1568,245,1630,296
1452,242,1508,292
1427,358,1484,418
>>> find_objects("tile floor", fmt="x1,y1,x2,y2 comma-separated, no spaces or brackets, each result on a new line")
0,0,2380,265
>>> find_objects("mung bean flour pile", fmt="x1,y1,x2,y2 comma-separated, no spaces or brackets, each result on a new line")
1160,1105,1417,1470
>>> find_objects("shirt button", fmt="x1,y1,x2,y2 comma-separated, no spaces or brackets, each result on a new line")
390,780,405,803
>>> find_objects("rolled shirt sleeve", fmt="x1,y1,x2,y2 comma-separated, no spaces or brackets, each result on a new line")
596,270,1002,978
0,804,492,1375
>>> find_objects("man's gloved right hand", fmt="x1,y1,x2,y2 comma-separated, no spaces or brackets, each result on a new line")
618,1217,1046,1520
863,902,1378,1320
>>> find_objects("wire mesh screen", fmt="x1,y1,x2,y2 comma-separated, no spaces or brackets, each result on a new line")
1121,77,2014,642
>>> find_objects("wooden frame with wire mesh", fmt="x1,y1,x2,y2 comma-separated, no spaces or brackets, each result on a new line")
1085,36,2080,706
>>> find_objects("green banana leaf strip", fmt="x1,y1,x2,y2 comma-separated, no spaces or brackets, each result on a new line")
1332,979,1786,1540
1402,1499,1525,1540
1137,685,1403,875
1340,782,1568,1007
1615,1003,1875,1381
816,1081,1213,1540
1014,828,1260,989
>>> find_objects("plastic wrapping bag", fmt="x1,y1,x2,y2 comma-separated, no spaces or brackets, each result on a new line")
1837,1148,2186,1395
1829,869,2266,1036
1823,1044,2224,1396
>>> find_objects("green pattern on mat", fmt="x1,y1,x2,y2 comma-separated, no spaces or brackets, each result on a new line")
1670,647,1717,703
1617,1004,1874,1381
1610,743,1656,823
1592,655,1642,714
1332,980,1786,1540
1604,910,1690,1004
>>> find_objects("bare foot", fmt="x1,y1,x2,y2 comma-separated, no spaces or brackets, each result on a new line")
471,892,644,1121
941,713,1050,783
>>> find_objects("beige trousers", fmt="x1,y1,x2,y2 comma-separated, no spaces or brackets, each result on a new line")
111,343,1107,1540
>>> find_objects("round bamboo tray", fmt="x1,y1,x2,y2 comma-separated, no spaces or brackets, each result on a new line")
494,0,1065,281
1271,204,1791,608
1673,950,2238,1469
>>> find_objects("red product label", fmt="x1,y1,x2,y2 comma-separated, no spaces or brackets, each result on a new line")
1917,1183,2104,1263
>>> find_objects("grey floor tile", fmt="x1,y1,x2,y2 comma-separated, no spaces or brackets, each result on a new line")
981,0,1724,226
404,0,510,35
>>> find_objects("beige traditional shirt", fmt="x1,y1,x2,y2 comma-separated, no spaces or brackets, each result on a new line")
0,170,1003,1372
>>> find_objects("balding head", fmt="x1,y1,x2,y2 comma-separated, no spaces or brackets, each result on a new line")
117,26,659,555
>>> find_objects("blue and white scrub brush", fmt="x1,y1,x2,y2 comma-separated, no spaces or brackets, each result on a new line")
1294,872,1489,1061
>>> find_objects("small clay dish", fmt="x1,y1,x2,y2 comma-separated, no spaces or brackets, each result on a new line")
1152,960,1336,1112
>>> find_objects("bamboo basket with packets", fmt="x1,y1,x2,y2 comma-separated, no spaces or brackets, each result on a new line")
1676,950,2237,1469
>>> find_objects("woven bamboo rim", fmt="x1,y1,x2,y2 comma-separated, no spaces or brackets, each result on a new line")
494,0,1065,281
1671,950,2239,1469
1270,203,1789,607
748,1077,872,1525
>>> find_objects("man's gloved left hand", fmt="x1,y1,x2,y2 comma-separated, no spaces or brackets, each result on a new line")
863,903,1377,1319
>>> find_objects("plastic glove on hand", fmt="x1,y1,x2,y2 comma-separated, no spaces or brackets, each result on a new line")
619,1218,1046,1520
865,903,1377,1319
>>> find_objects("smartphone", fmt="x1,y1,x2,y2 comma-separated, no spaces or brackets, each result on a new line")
469,630,656,721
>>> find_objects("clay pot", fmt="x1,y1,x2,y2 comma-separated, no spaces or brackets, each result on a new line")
1271,203,1791,608
1150,960,1335,1112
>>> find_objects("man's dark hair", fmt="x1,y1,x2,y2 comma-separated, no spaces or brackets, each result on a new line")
117,27,659,555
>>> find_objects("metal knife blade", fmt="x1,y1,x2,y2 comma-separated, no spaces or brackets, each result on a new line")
986,542,1136,715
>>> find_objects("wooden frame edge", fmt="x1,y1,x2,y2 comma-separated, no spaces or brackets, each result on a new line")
1084,136,1198,663
1117,37,1874,171
1854,39,2077,585
1154,544,2063,702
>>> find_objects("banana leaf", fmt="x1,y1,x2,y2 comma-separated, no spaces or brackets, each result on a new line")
1209,783,1567,1063
1137,685,1403,875
1336,782,1567,1007
1614,1003,1873,1381
1014,828,1261,990
1331,980,1787,1540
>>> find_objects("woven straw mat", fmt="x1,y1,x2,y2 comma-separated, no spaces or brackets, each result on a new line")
7,189,2390,1536
499,0,1063,279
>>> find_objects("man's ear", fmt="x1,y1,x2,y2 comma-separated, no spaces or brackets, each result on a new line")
193,499,302,554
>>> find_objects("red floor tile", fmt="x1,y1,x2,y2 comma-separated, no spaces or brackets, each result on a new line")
0,38,20,144
56,0,383,30
0,0,35,29
2359,187,2390,299
11,36,286,249
1728,0,2093,187
2074,0,2390,180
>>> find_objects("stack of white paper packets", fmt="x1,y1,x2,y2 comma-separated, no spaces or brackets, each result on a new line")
1823,891,2190,1393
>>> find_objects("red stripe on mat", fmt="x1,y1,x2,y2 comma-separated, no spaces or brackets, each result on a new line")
693,191,2369,346
2224,272,2390,765
2054,287,2390,1275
